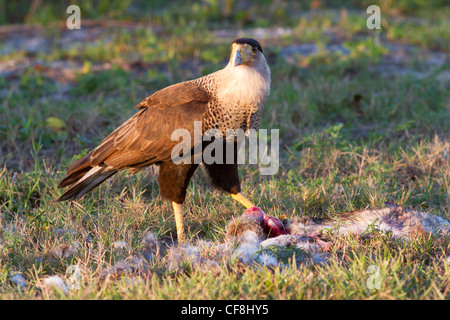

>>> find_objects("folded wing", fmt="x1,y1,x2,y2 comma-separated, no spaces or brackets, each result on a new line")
57,82,210,201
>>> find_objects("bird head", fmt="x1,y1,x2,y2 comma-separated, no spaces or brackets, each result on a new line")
230,38,264,67
220,38,270,106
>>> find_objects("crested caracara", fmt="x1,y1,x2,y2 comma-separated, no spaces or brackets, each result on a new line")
57,38,271,242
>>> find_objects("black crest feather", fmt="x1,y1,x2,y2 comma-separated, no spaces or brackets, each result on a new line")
232,38,263,53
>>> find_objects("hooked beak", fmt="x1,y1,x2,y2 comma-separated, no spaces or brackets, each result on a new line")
232,50,243,67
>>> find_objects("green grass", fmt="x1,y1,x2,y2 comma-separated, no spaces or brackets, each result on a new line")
0,1,450,300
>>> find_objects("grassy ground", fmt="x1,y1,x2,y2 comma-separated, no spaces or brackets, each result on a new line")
0,1,449,300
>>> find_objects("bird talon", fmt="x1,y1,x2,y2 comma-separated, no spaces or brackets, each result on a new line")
231,193,255,209
172,202,186,243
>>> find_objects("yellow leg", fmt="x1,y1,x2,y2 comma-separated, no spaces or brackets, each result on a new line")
172,202,186,243
231,193,255,209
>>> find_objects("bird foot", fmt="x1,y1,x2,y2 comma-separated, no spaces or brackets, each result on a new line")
231,193,256,209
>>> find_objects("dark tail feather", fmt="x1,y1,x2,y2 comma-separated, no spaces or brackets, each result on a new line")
57,166,92,189
57,166,118,201
58,152,94,189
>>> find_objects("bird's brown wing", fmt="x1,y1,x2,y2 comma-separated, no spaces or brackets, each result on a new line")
58,82,210,188
134,81,210,110
94,81,210,167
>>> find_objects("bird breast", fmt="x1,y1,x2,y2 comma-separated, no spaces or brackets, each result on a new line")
213,65,270,132
217,65,270,107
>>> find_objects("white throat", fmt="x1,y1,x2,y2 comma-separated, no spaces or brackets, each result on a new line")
217,57,271,107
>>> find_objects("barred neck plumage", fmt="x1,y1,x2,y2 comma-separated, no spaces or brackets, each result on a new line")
189,50,271,133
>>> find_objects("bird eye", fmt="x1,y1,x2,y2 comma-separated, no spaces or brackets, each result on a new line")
251,46,257,54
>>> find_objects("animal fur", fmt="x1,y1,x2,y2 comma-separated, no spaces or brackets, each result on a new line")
226,203,450,251
286,203,450,240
